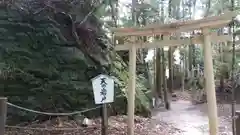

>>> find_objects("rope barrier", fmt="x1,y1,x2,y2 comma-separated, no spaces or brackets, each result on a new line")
5,96,123,131
5,95,123,131
6,95,124,116
7,102,101,116
5,86,125,132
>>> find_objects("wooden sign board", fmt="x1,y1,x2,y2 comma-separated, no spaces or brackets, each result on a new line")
91,74,114,104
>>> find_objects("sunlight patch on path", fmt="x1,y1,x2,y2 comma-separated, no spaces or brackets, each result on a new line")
151,100,232,135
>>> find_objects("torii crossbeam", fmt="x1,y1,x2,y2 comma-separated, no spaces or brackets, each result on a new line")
110,11,238,135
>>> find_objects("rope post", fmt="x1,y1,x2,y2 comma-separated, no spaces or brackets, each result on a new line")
235,111,240,135
0,97,7,135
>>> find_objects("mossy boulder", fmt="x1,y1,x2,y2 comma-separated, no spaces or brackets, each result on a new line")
0,0,150,124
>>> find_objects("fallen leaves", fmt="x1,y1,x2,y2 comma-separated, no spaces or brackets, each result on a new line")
5,115,182,135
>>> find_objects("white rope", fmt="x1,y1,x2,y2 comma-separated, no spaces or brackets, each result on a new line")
6,94,124,116
5,95,126,131
7,102,101,116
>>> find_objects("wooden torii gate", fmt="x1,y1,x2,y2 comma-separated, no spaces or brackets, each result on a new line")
110,11,238,135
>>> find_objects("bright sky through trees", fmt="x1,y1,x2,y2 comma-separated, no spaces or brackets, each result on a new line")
118,0,204,63
117,0,205,78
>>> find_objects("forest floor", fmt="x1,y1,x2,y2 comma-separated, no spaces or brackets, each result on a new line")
5,90,236,135
152,90,235,135
5,115,182,135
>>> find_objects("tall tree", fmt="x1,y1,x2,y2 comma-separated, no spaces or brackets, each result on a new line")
168,0,174,94
161,0,170,110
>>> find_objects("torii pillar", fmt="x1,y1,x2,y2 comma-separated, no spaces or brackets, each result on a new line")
202,28,219,135
128,44,137,135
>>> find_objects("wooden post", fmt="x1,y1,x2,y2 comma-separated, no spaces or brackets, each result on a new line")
182,47,187,92
156,48,162,107
0,97,7,135
128,0,137,134
202,28,218,135
168,47,173,94
101,104,108,135
128,44,137,135
153,48,157,108
235,111,240,135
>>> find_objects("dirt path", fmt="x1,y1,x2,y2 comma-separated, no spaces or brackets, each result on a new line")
151,100,236,135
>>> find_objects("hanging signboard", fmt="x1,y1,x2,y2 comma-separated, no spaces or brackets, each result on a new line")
91,74,114,104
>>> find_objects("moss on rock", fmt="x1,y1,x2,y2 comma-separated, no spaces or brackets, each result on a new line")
0,0,151,124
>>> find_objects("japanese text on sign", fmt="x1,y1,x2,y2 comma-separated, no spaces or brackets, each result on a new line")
100,77,107,102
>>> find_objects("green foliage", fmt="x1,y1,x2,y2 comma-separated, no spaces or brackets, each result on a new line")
110,54,151,116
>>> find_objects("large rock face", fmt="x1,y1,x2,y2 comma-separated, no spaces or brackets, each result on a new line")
0,0,150,123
